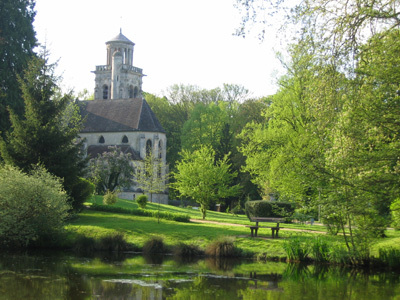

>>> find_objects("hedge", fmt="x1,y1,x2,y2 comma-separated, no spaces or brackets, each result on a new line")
90,204,190,222
245,200,295,220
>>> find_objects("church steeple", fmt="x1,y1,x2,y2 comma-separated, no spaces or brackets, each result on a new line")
92,30,144,100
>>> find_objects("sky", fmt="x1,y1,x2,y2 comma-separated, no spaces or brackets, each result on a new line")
34,0,284,98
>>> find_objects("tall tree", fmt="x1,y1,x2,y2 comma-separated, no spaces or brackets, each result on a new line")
173,146,241,219
0,53,87,210
0,0,37,136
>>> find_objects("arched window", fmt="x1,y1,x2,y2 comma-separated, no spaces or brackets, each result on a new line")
128,85,134,98
158,140,163,159
146,139,152,156
122,135,128,143
134,86,139,98
102,85,108,99
99,136,105,144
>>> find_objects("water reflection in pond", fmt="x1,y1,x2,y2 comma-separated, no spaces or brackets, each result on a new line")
0,251,399,300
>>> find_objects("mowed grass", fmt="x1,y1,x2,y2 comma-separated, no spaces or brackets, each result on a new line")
68,196,400,259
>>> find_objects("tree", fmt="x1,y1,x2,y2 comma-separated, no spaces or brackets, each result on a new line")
88,146,135,194
0,53,87,210
0,0,37,136
173,146,241,219
0,165,70,248
134,152,168,203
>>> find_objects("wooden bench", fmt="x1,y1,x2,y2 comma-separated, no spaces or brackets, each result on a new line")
246,217,285,238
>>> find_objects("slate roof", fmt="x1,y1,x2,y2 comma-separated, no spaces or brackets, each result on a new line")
79,99,165,133
87,145,141,160
106,31,134,45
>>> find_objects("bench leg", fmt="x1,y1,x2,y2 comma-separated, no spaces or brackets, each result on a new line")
255,227,258,237
271,228,279,238
250,227,254,237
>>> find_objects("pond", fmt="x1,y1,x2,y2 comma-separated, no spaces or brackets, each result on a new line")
0,251,399,300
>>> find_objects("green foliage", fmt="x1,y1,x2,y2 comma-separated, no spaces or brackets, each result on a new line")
379,247,400,269
245,200,295,219
283,237,310,262
90,203,190,222
390,198,400,230
136,194,148,209
72,232,133,253
0,165,71,248
173,242,204,257
103,190,118,205
88,146,135,194
143,236,166,254
205,236,241,257
97,232,131,252
70,177,95,206
0,0,36,135
134,152,168,202
310,237,330,263
173,146,241,219
0,53,87,210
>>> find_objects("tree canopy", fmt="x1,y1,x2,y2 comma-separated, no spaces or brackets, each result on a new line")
173,146,241,219
0,0,37,136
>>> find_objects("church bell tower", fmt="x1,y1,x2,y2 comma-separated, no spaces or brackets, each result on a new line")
93,30,144,100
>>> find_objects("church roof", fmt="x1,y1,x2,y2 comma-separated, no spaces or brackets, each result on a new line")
106,31,134,45
79,99,165,133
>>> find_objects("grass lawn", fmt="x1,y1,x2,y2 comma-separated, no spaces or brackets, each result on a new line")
66,196,400,260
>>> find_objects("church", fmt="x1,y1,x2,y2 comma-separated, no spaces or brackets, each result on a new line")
78,31,168,203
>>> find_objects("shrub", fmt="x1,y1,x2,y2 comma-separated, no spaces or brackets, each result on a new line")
173,242,204,257
205,236,241,257
136,194,148,209
245,200,295,220
143,236,166,254
0,165,71,248
103,190,118,205
97,232,131,252
70,177,95,210
73,235,96,254
283,237,310,262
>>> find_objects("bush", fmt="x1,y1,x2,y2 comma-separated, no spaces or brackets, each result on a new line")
97,232,131,252
205,236,241,257
173,242,204,257
103,190,118,205
143,236,166,254
136,194,148,209
245,200,295,219
0,165,71,248
70,177,95,210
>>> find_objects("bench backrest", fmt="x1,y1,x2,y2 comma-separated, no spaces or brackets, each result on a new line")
249,217,284,223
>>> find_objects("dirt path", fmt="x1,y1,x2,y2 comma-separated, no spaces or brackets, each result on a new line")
190,219,327,234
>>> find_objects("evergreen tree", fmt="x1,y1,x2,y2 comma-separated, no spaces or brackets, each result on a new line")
0,52,87,210
0,0,37,136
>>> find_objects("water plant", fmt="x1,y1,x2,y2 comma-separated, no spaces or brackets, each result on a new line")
379,247,400,269
173,242,204,257
143,236,167,254
283,237,310,262
205,236,241,257
310,237,330,263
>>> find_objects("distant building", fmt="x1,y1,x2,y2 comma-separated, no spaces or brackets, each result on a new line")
78,30,168,203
